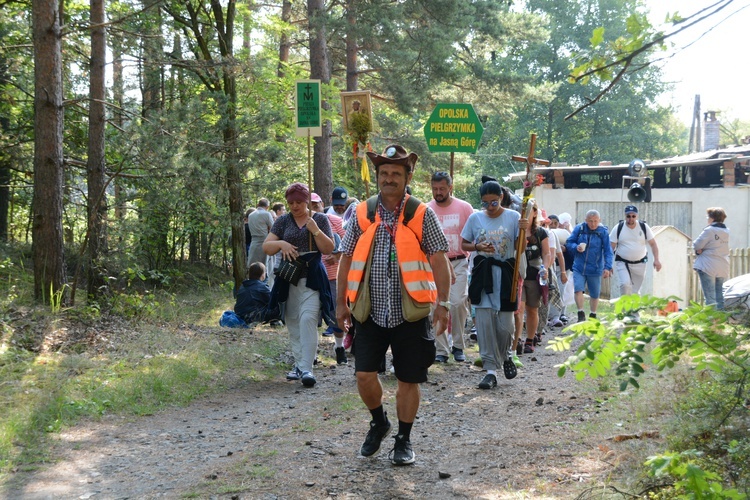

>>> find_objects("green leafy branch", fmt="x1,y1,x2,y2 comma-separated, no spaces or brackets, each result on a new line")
566,0,739,119
549,294,748,392
646,450,745,499
551,294,750,497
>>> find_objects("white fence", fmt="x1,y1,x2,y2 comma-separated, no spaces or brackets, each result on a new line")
600,246,750,303
688,247,750,304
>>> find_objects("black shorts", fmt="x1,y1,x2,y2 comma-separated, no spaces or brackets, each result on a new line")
353,316,436,383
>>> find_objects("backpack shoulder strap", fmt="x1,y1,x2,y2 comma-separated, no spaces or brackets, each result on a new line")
364,194,421,227
365,195,378,224
402,195,421,226
640,221,647,241
616,220,624,240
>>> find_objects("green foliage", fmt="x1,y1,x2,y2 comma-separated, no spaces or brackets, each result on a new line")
550,295,747,391
49,283,66,314
0,0,691,303
480,0,685,170
646,450,745,499
108,291,162,319
569,11,661,85
551,294,750,496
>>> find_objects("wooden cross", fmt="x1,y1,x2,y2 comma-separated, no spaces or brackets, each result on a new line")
509,133,549,302
511,133,550,172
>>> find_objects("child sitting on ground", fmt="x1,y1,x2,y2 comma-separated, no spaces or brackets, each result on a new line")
234,262,280,325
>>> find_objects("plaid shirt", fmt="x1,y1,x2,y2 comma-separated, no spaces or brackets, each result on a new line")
341,194,448,328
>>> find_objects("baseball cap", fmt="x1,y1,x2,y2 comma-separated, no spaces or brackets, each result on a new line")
624,205,638,214
310,192,323,203
331,187,348,206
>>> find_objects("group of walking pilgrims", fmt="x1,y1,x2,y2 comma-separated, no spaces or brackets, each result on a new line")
234,143,676,466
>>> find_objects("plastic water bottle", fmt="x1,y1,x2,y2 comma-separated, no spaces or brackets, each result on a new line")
538,265,548,286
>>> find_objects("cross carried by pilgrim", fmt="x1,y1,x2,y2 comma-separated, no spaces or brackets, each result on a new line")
510,133,550,302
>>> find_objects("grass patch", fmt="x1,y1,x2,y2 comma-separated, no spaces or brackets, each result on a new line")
180,458,276,498
329,391,364,413
0,263,288,481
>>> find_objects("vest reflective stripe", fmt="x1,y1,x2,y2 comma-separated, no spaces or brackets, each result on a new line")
346,195,437,305
405,280,437,292
401,260,432,273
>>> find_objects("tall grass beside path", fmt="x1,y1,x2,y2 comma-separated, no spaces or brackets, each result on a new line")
0,280,287,480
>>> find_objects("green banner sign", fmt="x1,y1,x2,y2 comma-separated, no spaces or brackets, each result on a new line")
423,103,484,153
295,80,321,137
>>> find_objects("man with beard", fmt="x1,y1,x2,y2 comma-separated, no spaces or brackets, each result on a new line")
427,171,474,363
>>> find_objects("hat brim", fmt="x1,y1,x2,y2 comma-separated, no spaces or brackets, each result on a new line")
366,151,419,170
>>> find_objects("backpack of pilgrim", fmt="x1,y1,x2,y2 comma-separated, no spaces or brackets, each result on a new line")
615,219,648,244
350,195,431,323
614,219,649,262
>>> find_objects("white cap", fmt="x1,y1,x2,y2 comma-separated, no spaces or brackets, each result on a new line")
558,212,572,225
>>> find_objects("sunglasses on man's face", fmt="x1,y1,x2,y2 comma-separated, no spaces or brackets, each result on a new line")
626,215,637,219
481,200,500,208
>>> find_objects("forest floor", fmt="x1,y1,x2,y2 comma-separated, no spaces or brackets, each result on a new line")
2,319,669,499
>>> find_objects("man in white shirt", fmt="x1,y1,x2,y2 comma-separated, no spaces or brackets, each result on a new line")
427,172,475,363
609,205,662,295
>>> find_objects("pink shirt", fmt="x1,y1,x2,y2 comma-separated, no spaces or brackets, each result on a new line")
427,197,475,259
323,213,345,280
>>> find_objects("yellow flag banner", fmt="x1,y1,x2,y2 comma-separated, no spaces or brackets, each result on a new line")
360,157,370,183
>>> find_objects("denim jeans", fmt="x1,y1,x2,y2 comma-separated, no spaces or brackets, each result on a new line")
697,269,725,310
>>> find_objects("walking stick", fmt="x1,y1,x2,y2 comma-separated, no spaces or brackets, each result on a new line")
509,133,549,302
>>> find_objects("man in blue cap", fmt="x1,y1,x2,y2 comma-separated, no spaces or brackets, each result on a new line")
327,186,348,215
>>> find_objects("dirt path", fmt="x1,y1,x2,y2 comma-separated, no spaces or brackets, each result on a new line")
3,326,620,499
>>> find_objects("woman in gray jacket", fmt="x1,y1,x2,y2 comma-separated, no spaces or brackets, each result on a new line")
693,207,730,309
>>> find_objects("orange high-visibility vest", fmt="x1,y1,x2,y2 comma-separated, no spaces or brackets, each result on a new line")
346,195,437,305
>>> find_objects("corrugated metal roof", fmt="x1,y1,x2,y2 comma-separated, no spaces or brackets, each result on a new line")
502,146,750,181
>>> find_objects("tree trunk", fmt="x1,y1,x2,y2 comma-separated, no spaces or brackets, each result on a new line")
277,0,292,78
32,0,67,303
242,0,256,51
140,0,169,267
141,0,163,117
345,0,358,91
0,48,10,241
217,0,244,290
308,0,332,200
0,114,9,242
86,0,108,298
112,40,124,221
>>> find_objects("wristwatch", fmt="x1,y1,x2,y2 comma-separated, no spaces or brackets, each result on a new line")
312,230,321,237
438,300,451,309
